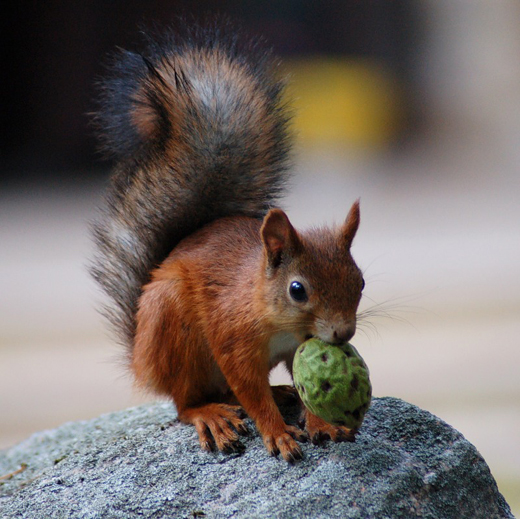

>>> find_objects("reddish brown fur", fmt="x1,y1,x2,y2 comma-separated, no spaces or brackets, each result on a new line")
93,28,364,461
133,204,364,461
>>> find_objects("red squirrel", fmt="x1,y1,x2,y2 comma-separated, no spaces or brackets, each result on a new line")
91,22,365,462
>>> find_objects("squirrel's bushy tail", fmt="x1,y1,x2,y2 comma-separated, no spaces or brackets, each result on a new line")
90,22,291,349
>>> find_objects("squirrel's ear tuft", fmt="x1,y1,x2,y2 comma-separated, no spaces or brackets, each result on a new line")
341,199,360,250
261,209,301,268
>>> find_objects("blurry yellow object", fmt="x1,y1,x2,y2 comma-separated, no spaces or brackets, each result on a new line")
285,58,403,148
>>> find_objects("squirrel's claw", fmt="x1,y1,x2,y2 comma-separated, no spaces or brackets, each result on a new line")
182,403,248,455
262,424,307,462
304,410,356,445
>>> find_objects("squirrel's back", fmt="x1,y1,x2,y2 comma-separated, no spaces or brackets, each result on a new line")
91,23,292,348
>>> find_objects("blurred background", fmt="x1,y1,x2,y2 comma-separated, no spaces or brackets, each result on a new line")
1,0,519,513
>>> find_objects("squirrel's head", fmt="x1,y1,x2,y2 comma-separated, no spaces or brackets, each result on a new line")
260,200,364,345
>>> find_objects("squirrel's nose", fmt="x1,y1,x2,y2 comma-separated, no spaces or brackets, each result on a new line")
332,323,356,344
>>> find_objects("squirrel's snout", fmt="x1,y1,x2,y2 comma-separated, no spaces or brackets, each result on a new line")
315,318,356,345
332,324,356,344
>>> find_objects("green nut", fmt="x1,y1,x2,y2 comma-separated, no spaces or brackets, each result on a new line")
293,338,372,430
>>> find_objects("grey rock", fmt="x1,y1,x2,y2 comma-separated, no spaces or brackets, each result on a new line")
0,397,513,518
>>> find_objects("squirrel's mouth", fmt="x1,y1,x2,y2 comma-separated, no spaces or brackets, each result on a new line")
304,333,351,347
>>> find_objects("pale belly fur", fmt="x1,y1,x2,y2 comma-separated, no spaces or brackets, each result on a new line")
268,331,300,369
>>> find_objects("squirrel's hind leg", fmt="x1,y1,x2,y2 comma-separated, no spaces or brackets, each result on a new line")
178,403,248,453
134,277,248,453
271,385,299,406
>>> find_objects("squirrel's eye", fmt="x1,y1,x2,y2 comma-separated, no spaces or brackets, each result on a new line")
289,281,308,302
361,278,366,291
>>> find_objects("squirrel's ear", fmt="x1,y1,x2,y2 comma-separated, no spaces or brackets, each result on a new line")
261,209,302,268
341,199,360,250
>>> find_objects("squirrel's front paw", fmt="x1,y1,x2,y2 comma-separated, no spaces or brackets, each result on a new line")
303,410,356,445
262,424,308,462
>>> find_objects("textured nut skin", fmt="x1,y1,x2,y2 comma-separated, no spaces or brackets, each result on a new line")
293,339,372,429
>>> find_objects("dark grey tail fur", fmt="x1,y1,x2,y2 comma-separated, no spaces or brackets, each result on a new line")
90,23,292,349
